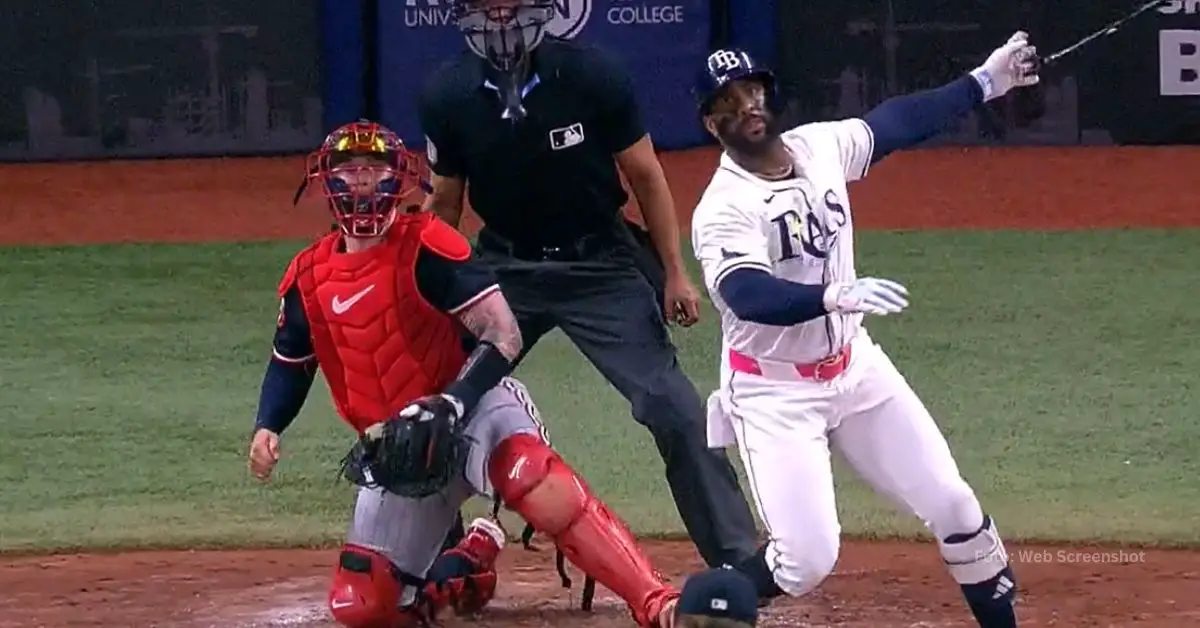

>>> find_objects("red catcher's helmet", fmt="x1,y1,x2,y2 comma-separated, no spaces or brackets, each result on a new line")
305,121,427,238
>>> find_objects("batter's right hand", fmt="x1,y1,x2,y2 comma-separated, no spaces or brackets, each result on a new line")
248,428,281,481
824,278,909,316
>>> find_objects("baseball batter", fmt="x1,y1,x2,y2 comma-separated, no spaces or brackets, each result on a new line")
689,37,1040,628
247,121,680,627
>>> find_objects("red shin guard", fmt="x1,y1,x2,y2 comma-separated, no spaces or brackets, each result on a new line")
488,433,678,627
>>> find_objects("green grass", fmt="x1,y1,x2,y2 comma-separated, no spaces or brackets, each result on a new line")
1,230,1198,553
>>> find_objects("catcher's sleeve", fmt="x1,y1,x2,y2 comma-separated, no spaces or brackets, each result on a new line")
413,235,514,417
413,222,500,315
255,285,317,434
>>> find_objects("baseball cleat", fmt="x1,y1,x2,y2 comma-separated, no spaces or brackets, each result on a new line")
458,517,506,567
422,517,507,617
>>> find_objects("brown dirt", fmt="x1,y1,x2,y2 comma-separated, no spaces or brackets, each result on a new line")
3,146,1198,246
1,146,1198,627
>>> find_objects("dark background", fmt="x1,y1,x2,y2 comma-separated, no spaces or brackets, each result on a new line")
0,0,322,160
773,0,1200,145
0,0,1194,161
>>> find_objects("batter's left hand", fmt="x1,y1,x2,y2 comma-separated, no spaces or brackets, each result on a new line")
664,271,701,327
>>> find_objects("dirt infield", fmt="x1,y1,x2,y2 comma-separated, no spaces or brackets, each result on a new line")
2,146,1199,627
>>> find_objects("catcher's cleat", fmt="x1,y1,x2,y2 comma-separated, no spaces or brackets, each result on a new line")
422,517,506,616
456,517,506,571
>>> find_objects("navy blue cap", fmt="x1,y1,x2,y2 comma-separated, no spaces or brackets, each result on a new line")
677,567,758,623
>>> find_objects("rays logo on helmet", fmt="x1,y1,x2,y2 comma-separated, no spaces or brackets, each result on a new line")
708,49,744,73
546,0,591,39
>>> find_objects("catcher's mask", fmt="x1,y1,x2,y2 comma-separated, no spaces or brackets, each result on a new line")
452,0,554,120
303,121,426,238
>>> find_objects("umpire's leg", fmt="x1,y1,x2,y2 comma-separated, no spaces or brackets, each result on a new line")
554,265,758,567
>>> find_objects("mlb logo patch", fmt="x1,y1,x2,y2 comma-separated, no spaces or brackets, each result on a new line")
549,123,585,150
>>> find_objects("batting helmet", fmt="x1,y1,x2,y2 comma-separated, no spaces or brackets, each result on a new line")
694,48,776,116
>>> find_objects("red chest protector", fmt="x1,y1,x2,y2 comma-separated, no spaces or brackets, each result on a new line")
279,214,469,433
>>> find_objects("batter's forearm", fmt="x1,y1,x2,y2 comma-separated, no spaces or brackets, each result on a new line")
631,177,688,276
863,75,983,162
254,359,317,434
718,268,828,326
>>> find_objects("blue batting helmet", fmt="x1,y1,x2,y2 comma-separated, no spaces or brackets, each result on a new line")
695,48,776,116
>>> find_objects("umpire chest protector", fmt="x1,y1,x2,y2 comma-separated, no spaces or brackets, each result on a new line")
279,214,467,433
422,40,634,242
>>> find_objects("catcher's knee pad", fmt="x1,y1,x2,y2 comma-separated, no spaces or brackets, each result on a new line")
327,544,422,628
487,433,588,534
422,518,505,616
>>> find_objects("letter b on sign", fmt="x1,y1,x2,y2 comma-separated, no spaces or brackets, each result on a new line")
1160,30,1200,95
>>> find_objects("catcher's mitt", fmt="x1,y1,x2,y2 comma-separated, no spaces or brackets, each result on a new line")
339,394,471,498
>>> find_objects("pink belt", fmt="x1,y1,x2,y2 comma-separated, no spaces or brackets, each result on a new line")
728,345,853,382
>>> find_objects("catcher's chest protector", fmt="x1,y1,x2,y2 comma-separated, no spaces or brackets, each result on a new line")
292,219,467,433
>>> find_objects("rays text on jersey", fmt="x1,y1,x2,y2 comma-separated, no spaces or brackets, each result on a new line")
770,189,847,262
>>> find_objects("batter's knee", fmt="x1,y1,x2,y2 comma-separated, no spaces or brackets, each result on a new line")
922,479,986,541
327,544,422,628
938,514,1011,585
768,536,840,597
488,433,587,534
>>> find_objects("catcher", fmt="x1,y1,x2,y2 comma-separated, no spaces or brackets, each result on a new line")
246,120,680,627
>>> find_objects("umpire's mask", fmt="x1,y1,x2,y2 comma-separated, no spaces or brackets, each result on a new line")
453,0,553,121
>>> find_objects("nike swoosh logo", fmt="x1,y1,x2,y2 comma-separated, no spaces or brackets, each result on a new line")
330,599,354,609
331,284,375,314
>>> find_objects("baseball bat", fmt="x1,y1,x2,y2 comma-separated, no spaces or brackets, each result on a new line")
1037,0,1168,68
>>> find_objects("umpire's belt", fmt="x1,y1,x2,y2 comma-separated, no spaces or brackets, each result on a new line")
477,228,613,262
728,346,852,382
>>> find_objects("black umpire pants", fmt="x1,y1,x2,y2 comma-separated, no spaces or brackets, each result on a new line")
474,228,759,568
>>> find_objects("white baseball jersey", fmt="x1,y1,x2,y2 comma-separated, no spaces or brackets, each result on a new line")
691,119,875,363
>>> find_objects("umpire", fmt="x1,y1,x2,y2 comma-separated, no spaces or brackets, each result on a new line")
417,0,758,568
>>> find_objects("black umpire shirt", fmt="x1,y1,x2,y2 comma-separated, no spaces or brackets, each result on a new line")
417,38,646,246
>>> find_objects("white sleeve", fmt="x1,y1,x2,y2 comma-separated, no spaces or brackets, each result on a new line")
691,201,773,295
827,118,875,182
